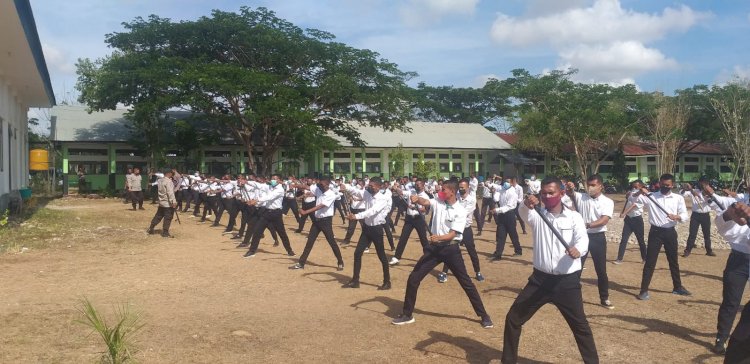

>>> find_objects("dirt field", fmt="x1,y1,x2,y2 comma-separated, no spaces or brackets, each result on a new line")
0,196,746,363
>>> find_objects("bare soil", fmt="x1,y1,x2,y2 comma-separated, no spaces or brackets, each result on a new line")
0,196,745,363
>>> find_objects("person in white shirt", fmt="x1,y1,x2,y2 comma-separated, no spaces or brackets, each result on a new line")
525,175,541,197
343,177,391,290
214,175,235,228
510,177,527,234
439,178,485,282
391,180,493,329
296,177,319,233
282,176,302,225
341,179,366,244
634,173,691,300
200,176,222,225
616,180,647,263
242,174,295,258
710,200,750,359
567,174,615,309
490,178,522,260
289,177,344,271
503,176,598,364
389,179,430,266
477,178,497,235
681,176,716,257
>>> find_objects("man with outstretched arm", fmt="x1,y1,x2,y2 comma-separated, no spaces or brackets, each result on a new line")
502,176,598,364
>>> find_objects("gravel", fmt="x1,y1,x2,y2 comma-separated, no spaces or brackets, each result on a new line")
604,210,730,250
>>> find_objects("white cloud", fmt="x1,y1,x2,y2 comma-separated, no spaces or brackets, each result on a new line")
399,0,479,27
524,0,590,17
715,65,750,85
42,43,76,75
488,0,710,84
473,73,499,87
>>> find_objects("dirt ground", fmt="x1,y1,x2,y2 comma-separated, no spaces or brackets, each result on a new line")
0,196,746,363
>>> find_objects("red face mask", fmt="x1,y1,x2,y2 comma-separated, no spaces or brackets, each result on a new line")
541,194,562,209
437,191,448,201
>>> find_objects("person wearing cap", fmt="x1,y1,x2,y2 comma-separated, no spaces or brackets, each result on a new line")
147,168,177,238
502,176,598,364
566,174,615,310
289,176,344,271
634,173,691,300
681,176,716,257
391,179,493,328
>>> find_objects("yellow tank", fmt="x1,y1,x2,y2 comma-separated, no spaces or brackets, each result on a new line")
29,149,49,171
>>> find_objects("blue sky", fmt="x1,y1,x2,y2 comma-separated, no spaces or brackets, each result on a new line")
31,0,750,104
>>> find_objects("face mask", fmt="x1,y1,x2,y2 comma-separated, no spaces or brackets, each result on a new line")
530,176,536,181
660,186,671,194
366,186,375,195
541,194,562,209
316,183,323,190
631,188,638,194
269,180,278,187
502,182,511,190
458,188,466,196
437,191,448,201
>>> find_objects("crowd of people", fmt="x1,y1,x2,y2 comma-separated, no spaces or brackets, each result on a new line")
122,168,749,363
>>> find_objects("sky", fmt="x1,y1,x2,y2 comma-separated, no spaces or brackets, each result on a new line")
30,0,750,105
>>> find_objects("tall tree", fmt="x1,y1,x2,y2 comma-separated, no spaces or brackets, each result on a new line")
707,80,750,186
78,7,416,174
640,93,690,176
412,82,511,126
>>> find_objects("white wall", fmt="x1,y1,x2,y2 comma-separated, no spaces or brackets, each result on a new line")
0,75,29,201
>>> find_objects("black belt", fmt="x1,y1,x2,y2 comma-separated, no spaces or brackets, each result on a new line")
652,225,676,231
588,232,605,235
433,240,460,247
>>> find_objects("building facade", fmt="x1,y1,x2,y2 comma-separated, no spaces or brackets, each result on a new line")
51,106,512,191
0,0,56,210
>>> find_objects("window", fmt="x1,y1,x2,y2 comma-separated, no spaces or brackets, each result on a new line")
68,148,108,156
439,153,449,159
205,151,231,158
323,152,330,158
721,165,732,173
684,157,700,163
365,162,381,173
684,165,699,173
647,157,656,162
412,153,420,159
626,165,637,173
468,154,475,159
533,164,545,174
453,163,462,172
647,165,657,176
355,153,362,158
705,157,714,163
625,157,636,162
116,149,141,157
478,154,483,159
452,154,461,159
423,153,436,159
439,163,450,172
69,162,108,174
334,152,350,159
116,162,141,173
365,153,380,159
334,162,351,173
599,165,613,173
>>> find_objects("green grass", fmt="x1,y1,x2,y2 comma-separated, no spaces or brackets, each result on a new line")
78,298,144,364
0,199,79,253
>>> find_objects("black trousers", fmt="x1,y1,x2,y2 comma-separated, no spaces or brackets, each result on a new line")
298,201,316,231
298,216,343,266
352,224,390,284
495,212,522,256
225,199,242,231
282,197,301,223
248,209,293,254
640,226,683,292
149,206,174,234
150,185,158,203
685,211,712,253
514,204,526,233
717,250,750,342
201,195,220,221
237,203,251,236
442,226,481,274
392,198,406,226
581,232,609,301
503,269,599,364
725,299,750,364
215,198,234,225
242,207,278,242
334,199,347,222
403,243,488,318
176,189,185,210
128,190,144,209
478,197,494,230
193,192,205,216
394,214,429,260
617,215,646,261
344,208,365,241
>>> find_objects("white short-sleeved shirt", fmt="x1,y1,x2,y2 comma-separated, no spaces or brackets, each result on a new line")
682,190,712,213
310,184,337,218
572,192,614,233
354,190,390,226
459,193,477,228
625,191,644,217
428,198,467,241
521,204,589,275
637,192,689,228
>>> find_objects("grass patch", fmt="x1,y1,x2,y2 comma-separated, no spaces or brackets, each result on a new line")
78,297,144,364
0,198,85,253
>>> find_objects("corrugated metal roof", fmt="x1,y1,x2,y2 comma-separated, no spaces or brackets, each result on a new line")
51,106,512,150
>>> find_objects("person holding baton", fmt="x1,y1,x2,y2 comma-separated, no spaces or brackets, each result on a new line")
502,176,599,364
147,168,178,238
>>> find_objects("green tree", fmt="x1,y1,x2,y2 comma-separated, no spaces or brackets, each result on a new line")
413,157,437,179
412,82,510,124
707,80,750,187
77,7,416,175
387,143,408,178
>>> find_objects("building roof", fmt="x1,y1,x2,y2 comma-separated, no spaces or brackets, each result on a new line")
51,106,512,150
0,0,55,107
334,122,512,150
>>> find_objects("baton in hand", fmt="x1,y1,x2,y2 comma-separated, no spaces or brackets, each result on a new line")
645,193,670,215
532,204,570,250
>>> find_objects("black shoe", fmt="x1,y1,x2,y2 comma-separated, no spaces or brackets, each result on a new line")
391,314,415,325
147,229,156,235
481,316,494,329
273,241,280,247
711,338,727,354
289,263,304,270
513,252,523,257
491,254,502,262
243,250,256,258
210,223,220,227
707,251,716,257
378,281,391,290
231,234,243,240
522,231,527,235
682,250,691,258
294,229,302,234
343,280,360,288
236,243,249,248
287,251,296,257
476,231,482,236
341,239,350,245
161,233,174,238
672,286,692,296
138,207,145,210
337,262,345,271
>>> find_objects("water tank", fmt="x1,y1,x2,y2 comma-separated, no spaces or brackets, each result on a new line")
29,149,49,171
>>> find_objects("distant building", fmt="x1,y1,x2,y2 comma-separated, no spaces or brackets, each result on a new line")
496,133,733,182
51,106,512,191
0,0,56,210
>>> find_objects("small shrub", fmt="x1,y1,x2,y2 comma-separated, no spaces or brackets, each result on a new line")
78,297,144,364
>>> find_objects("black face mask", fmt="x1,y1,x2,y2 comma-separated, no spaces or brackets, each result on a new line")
317,183,324,191
458,188,466,196
366,186,375,195
660,186,672,194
